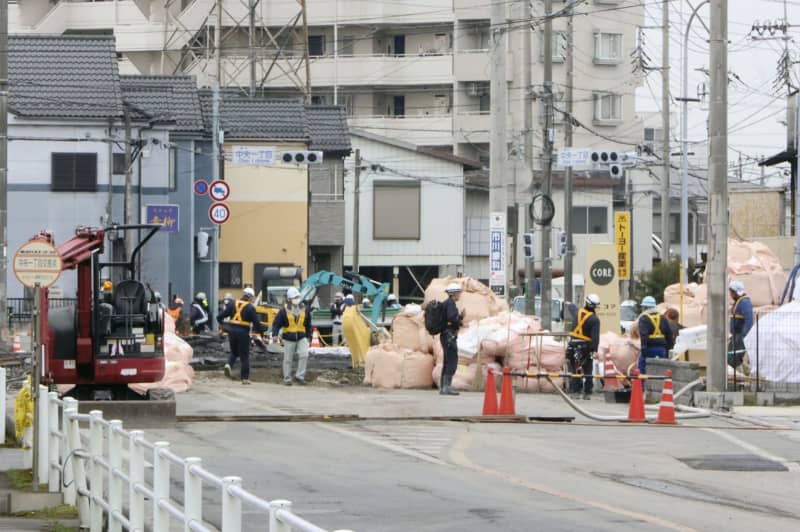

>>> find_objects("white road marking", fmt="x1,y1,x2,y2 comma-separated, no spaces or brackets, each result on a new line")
703,428,800,472
319,423,449,466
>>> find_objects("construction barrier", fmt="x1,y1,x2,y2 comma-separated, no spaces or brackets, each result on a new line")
627,369,646,422
32,388,354,532
482,369,498,416
499,368,515,415
657,370,677,424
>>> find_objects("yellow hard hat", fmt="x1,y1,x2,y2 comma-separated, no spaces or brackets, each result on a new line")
102,281,113,291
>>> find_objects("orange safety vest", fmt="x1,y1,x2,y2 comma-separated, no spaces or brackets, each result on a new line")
284,307,306,334
645,312,665,339
569,308,594,342
229,300,252,327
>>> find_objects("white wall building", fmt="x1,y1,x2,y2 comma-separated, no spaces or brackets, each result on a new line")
10,0,644,159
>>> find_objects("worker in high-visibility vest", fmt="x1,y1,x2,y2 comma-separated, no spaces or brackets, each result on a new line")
272,287,312,386
566,294,601,399
728,280,753,370
218,287,263,385
637,296,674,374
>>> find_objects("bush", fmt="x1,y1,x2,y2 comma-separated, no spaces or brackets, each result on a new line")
632,259,681,304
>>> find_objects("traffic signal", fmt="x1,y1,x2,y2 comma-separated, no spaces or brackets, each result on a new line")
196,231,210,259
609,163,623,178
523,233,535,260
557,231,567,257
280,151,323,164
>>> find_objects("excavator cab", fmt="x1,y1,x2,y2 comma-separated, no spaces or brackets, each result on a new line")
39,225,165,400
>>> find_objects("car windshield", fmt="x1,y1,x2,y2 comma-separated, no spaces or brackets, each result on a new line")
620,305,638,321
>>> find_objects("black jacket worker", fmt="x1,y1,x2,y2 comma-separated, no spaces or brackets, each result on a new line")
218,287,263,384
567,294,601,398
637,296,673,374
439,282,465,396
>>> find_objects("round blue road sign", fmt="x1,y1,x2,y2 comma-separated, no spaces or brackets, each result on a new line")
194,180,209,195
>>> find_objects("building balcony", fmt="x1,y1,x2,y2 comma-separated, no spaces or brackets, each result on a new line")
348,114,454,146
10,1,150,34
188,53,455,88
454,111,490,144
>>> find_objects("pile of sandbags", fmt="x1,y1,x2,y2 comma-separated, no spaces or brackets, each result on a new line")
424,277,508,323
598,331,640,376
363,343,434,389
390,304,435,354
130,314,195,395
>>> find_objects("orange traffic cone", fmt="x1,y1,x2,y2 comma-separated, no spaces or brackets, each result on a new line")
12,335,22,353
627,369,646,422
498,367,516,415
603,348,621,390
656,370,677,425
310,328,321,348
482,368,498,416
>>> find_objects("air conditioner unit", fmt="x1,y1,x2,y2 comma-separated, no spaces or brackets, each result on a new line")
467,82,480,97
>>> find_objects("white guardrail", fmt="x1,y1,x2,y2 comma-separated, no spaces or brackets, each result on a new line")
32,385,353,532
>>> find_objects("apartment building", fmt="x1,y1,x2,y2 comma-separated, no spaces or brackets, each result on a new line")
10,0,643,162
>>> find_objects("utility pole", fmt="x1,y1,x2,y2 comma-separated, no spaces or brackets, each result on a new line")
249,0,256,97
540,0,554,330
353,149,361,274
521,0,535,312
300,0,311,103
661,0,671,264
490,0,507,297
210,0,222,324
563,1,575,305
124,108,133,261
0,0,8,349
706,0,727,393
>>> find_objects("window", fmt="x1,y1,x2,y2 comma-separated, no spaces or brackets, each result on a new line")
539,31,567,63
168,148,177,192
112,153,126,175
219,262,243,288
594,32,623,64
593,92,623,122
466,217,490,256
643,127,663,152
308,35,325,57
391,95,405,117
571,206,608,234
373,181,420,239
668,213,695,244
51,153,98,192
339,35,355,56
311,94,328,106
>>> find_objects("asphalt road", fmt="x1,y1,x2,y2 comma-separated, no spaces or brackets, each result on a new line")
140,378,800,531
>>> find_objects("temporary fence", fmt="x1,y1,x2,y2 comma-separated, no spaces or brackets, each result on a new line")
7,298,77,328
745,309,800,393
32,386,353,532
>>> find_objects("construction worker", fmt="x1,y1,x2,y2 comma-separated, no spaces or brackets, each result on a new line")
440,283,465,396
217,293,234,334
344,294,355,307
361,297,372,310
386,294,402,309
566,294,601,399
190,292,210,334
664,308,683,351
166,296,184,323
728,280,753,369
330,292,345,346
637,296,673,374
272,287,312,386
219,287,263,385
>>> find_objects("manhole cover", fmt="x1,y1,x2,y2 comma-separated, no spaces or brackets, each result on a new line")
679,454,788,472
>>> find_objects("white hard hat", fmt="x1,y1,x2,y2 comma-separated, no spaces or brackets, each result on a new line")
344,294,355,302
363,298,370,304
585,294,600,307
196,292,207,300
729,280,745,296
286,287,300,300
445,282,462,293
387,294,397,301
224,292,233,301
335,292,344,300
243,287,255,297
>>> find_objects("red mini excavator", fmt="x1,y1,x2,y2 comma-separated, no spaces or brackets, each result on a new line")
31,225,165,400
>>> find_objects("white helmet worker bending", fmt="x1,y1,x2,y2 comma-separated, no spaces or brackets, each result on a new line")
242,287,255,299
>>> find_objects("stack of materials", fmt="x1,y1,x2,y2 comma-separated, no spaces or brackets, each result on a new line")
130,313,195,394
365,277,566,392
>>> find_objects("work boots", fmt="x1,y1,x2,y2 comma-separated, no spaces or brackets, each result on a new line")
439,374,460,396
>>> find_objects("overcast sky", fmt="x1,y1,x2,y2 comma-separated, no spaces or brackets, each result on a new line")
637,0,796,185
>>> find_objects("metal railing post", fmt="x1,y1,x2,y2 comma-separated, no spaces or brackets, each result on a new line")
47,391,60,493
269,500,293,532
37,385,49,488
129,430,145,532
66,405,89,527
184,457,203,531
61,397,77,505
108,420,123,532
153,441,171,532
221,476,242,532
89,410,104,532
0,369,5,445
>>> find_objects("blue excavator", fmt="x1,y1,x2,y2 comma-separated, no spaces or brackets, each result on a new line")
298,270,391,324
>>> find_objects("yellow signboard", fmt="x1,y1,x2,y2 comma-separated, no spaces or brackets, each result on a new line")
615,212,630,281
585,243,620,334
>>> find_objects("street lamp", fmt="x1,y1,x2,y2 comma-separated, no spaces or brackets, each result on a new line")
679,0,710,284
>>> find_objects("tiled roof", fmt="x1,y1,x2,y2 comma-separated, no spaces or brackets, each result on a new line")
305,105,351,154
121,75,204,133
9,35,123,119
199,90,308,140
